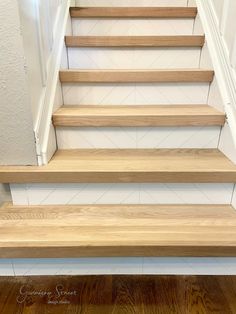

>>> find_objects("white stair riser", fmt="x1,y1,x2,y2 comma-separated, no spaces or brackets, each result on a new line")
72,19,197,36
75,0,190,7
3,257,236,276
56,127,221,149
68,47,201,70
10,183,234,205
62,83,210,105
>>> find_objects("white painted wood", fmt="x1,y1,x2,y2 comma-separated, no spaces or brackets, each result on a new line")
10,183,234,206
68,47,201,70
34,0,73,164
200,43,213,68
207,78,224,111
219,123,236,165
0,257,235,276
56,127,220,149
196,0,236,158
62,83,210,105
210,0,236,70
219,0,230,35
192,13,204,35
72,19,195,36
230,34,236,70
75,0,188,7
211,0,224,25
10,185,28,206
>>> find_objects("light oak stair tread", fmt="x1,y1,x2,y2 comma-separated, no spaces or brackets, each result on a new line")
0,203,236,258
53,105,225,127
59,69,214,83
0,149,236,183
65,35,205,47
70,7,198,18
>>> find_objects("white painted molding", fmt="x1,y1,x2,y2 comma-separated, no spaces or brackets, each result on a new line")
34,0,73,165
230,34,236,70
35,0,47,86
196,0,236,153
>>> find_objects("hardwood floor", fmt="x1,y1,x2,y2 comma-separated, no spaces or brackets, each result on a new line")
0,275,236,313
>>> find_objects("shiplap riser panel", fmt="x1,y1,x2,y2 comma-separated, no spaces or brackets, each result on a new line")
72,19,197,36
67,47,201,69
56,127,220,149
75,1,190,8
10,183,233,206
0,257,236,276
62,83,210,105
3,257,236,276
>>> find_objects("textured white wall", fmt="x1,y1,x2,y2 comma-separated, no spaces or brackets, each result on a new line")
18,0,44,125
0,0,37,166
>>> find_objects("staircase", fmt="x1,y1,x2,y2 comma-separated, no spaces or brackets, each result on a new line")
1,3,236,258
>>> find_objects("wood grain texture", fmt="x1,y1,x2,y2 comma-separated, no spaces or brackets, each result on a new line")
53,105,225,127
0,149,236,183
65,35,205,47
1,276,236,313
0,203,236,257
59,69,214,83
70,7,198,18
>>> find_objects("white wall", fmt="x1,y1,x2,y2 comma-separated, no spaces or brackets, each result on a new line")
0,0,37,166
212,0,236,71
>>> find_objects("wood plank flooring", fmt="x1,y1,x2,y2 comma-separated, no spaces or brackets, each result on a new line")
0,275,236,313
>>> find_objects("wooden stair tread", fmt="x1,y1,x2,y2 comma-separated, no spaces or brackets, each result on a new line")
70,7,198,18
53,105,225,127
65,35,205,47
0,149,236,183
59,69,214,83
0,203,236,258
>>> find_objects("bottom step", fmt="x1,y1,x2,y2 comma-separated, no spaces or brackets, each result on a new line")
1,203,236,258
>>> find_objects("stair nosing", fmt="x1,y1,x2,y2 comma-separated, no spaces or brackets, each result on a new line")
53,104,225,127
70,7,198,19
65,35,205,48
59,69,214,83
